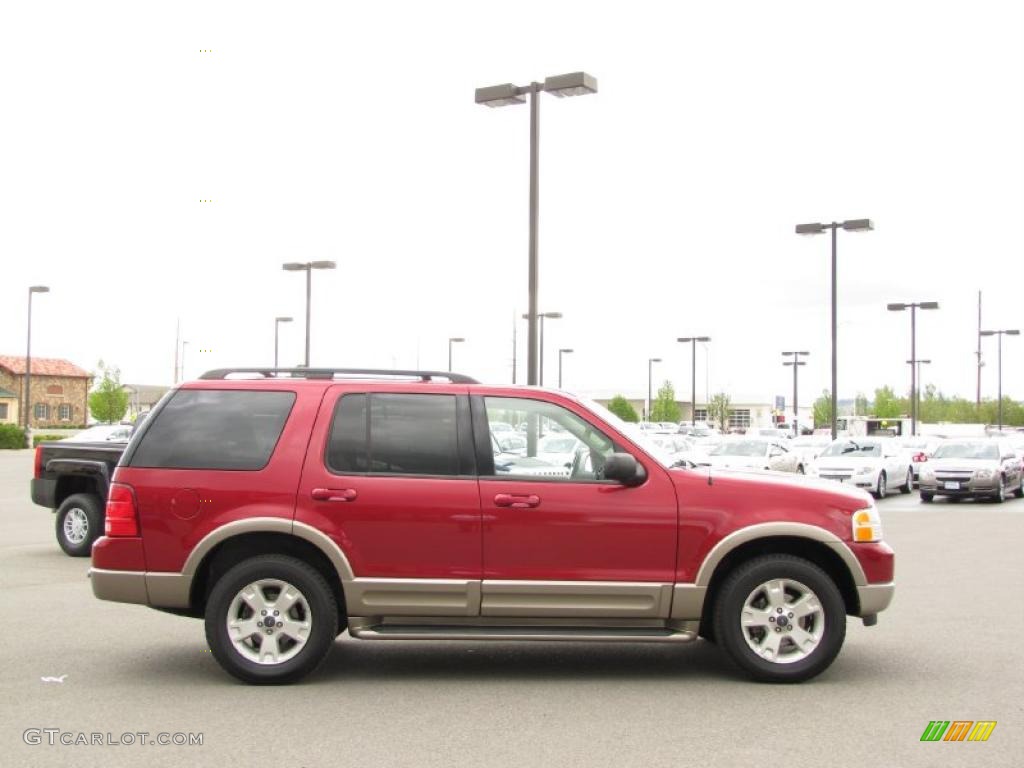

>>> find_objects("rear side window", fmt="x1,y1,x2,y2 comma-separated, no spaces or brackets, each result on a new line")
130,390,295,470
326,393,463,476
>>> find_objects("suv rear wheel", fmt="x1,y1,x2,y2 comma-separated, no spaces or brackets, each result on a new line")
55,493,103,557
713,554,846,683
205,555,338,684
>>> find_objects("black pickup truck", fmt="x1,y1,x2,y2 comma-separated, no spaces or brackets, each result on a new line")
31,440,128,556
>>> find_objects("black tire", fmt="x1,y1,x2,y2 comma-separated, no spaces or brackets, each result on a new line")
920,492,934,503
55,493,103,557
1014,482,1024,499
796,465,805,475
874,472,887,499
992,477,1006,504
712,554,846,683
205,555,338,685
899,469,912,494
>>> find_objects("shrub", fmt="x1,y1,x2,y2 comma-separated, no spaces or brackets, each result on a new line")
607,395,639,423
0,424,27,449
33,434,65,447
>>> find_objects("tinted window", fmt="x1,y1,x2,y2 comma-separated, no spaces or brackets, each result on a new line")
326,394,369,472
131,389,295,470
326,393,460,477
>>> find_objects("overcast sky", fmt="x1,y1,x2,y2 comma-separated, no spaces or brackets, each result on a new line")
2,1,1022,408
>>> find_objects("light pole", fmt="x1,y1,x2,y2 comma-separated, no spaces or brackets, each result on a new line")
782,351,809,436
906,358,931,428
887,301,939,436
180,340,189,381
796,218,874,440
558,348,573,389
448,337,465,372
980,329,1020,431
677,336,711,425
281,261,337,367
23,285,50,442
647,357,662,422
522,311,562,385
477,72,597,388
274,316,293,368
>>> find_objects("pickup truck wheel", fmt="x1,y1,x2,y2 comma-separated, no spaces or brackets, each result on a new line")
205,555,337,685
55,493,103,557
713,554,846,683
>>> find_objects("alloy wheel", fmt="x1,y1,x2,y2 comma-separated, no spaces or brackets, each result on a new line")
739,578,825,664
62,508,89,545
226,579,312,665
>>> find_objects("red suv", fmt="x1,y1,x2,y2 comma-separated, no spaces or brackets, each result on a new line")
90,368,894,684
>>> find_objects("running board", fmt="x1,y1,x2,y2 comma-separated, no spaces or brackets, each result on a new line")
347,619,697,644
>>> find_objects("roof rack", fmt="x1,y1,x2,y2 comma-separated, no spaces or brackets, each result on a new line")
198,367,480,384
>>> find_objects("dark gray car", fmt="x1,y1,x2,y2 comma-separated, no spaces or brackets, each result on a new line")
918,440,1024,502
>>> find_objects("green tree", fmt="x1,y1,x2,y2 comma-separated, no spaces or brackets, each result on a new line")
650,380,681,422
812,389,833,428
709,392,731,432
88,361,129,424
607,395,639,423
872,385,905,418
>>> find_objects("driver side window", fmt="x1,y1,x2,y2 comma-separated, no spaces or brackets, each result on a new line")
483,396,619,482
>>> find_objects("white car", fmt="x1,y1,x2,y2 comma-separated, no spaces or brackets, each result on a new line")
809,437,913,498
789,436,832,466
899,436,942,484
698,437,804,473
536,434,582,471
66,424,133,443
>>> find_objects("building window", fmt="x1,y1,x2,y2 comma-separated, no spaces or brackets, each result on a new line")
34,403,50,421
694,408,708,422
728,409,751,429
0,403,8,420
59,403,72,421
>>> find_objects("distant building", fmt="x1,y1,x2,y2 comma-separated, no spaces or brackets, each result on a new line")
582,389,812,431
0,356,92,428
122,384,171,420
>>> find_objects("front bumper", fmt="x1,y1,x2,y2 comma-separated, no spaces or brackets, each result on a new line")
919,478,999,497
813,472,877,490
856,583,895,615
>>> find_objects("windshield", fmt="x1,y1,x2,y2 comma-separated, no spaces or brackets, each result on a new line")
821,440,882,458
709,440,768,457
933,442,999,460
792,438,826,448
540,437,578,453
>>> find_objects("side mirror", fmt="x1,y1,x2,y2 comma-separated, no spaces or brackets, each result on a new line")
604,453,645,486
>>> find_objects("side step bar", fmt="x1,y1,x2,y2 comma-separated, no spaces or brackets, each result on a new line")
348,619,697,644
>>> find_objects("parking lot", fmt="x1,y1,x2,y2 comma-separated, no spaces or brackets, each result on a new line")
2,448,1021,768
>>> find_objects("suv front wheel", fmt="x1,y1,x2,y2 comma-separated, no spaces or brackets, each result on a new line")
713,554,846,683
205,555,338,684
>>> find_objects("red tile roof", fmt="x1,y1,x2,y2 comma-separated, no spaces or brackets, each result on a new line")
0,356,91,378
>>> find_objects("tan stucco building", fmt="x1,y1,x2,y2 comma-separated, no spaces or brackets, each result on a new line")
0,356,91,428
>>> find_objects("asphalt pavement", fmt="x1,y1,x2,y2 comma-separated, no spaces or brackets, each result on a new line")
2,449,1021,768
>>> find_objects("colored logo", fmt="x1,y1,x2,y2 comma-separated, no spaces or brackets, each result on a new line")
920,721,996,742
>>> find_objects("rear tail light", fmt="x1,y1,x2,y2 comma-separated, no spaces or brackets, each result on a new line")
912,452,927,463
105,483,139,537
34,446,44,479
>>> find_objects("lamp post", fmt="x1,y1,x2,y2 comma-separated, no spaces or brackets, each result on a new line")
180,340,189,381
281,261,337,367
23,285,50,443
906,358,931,427
274,316,293,368
448,337,465,372
522,311,562,385
558,348,573,389
887,301,939,436
647,357,662,422
477,72,597,388
980,329,1020,431
677,336,711,425
782,351,809,436
796,218,874,440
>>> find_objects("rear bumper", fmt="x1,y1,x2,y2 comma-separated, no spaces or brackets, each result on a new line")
89,568,192,608
31,477,56,508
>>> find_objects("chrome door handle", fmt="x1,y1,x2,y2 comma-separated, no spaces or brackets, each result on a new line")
311,488,358,502
493,493,541,508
